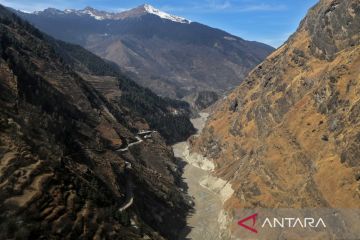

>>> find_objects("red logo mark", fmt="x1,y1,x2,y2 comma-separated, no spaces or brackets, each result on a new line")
238,213,258,233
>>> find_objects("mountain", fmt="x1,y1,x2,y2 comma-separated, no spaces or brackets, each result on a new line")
194,0,360,212
31,5,190,23
50,39,196,144
16,4,274,98
0,5,194,239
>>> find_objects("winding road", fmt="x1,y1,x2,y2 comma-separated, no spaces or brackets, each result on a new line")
117,130,156,152
117,122,227,240
117,136,143,152
117,130,156,212
118,163,134,212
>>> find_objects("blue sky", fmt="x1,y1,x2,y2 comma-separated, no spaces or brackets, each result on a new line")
0,0,318,47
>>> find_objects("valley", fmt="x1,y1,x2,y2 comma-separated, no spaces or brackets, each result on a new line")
173,113,233,240
0,0,359,239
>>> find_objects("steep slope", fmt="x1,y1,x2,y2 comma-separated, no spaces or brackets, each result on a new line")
195,0,360,210
50,39,196,144
16,5,274,98
183,90,220,112
0,6,191,239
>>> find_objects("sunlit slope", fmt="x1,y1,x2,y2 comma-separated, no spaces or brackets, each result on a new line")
195,0,360,209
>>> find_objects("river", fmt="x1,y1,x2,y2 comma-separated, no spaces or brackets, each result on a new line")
173,113,232,240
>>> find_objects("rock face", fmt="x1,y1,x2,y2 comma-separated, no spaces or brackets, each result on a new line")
195,0,360,210
0,6,192,239
16,5,274,98
183,90,220,112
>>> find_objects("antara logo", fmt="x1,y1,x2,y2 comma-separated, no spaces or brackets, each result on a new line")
238,213,326,234
238,213,258,233
261,217,327,228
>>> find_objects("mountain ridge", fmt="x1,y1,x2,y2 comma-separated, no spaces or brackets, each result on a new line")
194,0,360,211
31,4,192,23
16,5,274,98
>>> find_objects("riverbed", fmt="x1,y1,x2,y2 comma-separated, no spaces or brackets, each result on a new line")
173,113,232,240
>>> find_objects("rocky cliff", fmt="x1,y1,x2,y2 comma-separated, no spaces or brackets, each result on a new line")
195,0,360,209
0,6,191,239
183,90,220,112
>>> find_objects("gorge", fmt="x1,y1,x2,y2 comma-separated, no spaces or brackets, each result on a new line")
0,0,359,239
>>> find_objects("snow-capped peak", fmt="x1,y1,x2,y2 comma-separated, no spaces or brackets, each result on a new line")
30,5,191,23
142,4,191,24
34,8,64,15
78,7,113,20
64,9,75,13
80,7,103,20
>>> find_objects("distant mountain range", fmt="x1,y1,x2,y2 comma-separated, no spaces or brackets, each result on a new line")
16,4,274,98
30,4,191,23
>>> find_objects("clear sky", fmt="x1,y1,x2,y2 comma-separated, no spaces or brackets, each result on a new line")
0,0,318,47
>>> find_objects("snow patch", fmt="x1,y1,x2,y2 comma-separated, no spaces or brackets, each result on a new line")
224,36,237,41
19,10,32,14
64,9,75,13
143,4,191,24
81,9,105,20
